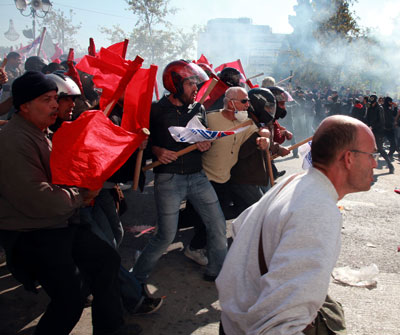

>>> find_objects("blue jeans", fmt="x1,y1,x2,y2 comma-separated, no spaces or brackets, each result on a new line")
132,171,227,281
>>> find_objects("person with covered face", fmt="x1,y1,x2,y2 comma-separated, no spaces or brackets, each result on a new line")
366,94,394,173
217,115,377,335
131,60,228,282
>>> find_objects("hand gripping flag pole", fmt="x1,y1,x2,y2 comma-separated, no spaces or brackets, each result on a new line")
270,136,313,160
142,78,222,172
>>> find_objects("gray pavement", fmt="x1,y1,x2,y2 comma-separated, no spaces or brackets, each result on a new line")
1,152,399,334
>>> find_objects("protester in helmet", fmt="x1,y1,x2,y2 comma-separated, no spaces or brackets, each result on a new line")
218,67,245,87
131,59,227,283
46,72,81,132
162,59,208,105
24,56,47,72
248,87,290,158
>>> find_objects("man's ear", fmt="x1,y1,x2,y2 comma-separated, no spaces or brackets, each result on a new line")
342,150,353,170
18,102,30,115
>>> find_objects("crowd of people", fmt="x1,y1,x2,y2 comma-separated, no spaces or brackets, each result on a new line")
0,50,391,334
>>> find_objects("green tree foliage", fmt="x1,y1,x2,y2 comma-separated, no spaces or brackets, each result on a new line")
39,9,82,52
100,0,198,69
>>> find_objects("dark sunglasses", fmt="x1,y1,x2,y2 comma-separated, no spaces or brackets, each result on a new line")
233,98,250,104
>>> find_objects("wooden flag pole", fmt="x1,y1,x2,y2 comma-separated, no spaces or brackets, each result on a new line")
265,149,275,186
276,73,294,86
143,119,253,172
36,27,47,57
247,72,264,80
270,136,313,160
132,128,150,190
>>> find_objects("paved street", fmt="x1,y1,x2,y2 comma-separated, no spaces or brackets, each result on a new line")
1,150,399,335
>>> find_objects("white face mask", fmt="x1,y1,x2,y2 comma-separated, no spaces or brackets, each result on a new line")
232,101,248,122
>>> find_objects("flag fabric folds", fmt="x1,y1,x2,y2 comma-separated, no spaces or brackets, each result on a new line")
121,65,157,133
168,115,249,143
51,110,147,190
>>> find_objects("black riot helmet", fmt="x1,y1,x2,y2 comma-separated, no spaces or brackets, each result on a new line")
218,67,245,87
248,88,276,126
267,86,294,119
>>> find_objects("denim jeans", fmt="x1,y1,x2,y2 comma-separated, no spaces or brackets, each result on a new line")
132,171,227,281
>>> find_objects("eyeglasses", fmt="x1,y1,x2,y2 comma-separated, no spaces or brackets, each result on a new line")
233,98,250,104
350,150,379,161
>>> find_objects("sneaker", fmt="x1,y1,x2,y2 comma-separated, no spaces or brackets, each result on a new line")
135,297,163,315
184,246,208,266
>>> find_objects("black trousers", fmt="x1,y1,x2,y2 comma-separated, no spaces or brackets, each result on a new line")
374,130,393,168
4,225,123,335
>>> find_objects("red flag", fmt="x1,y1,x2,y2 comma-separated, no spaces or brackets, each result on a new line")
50,110,147,190
51,43,63,62
196,54,213,68
64,48,84,94
88,38,96,56
107,39,129,59
121,65,157,133
101,56,143,114
76,47,133,110
196,78,229,110
214,59,246,78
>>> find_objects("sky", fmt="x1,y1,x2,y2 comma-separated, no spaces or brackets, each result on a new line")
1,0,400,51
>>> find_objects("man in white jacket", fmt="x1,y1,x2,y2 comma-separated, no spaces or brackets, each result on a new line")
216,115,378,335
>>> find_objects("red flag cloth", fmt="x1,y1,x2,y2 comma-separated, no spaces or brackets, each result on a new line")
76,47,132,110
196,54,213,68
196,78,229,110
88,38,96,56
106,40,129,59
67,48,74,62
64,48,84,94
101,56,143,114
50,110,147,190
246,79,259,89
121,65,157,132
214,59,246,78
51,43,63,62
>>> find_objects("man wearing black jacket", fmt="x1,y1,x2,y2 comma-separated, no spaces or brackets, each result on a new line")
132,60,227,282
367,94,394,173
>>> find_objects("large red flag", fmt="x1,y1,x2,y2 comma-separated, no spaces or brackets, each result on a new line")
50,110,147,190
121,65,157,132
214,59,246,78
76,47,133,110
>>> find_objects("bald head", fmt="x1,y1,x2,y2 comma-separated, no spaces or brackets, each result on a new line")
223,87,248,108
312,115,371,167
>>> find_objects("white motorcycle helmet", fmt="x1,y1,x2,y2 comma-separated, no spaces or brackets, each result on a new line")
46,72,81,98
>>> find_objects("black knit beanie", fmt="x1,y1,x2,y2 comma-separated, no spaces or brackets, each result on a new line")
12,71,58,110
